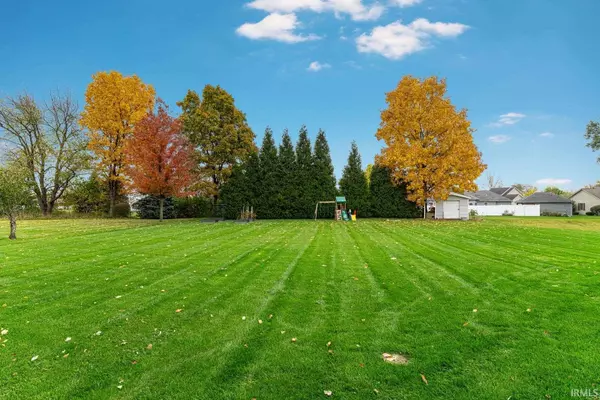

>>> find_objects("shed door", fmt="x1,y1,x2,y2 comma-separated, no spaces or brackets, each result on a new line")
445,201,460,219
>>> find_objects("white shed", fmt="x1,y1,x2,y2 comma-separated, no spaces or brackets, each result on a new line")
435,192,470,220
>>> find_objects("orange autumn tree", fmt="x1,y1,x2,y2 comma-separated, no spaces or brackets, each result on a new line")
376,76,486,217
125,101,196,221
80,71,155,217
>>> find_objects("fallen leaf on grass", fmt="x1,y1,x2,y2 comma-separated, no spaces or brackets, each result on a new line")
373,388,379,394
463,322,469,327
146,344,153,350
324,390,332,396
281,330,286,334
31,355,38,362
327,341,332,347
291,338,297,343
65,337,71,342
175,309,182,313
1,329,8,335
117,385,123,390
328,350,334,354
258,320,263,324
95,331,102,336
268,314,273,319
63,354,69,358
242,316,246,321
473,309,478,313
420,374,428,385
526,308,532,312
131,360,137,365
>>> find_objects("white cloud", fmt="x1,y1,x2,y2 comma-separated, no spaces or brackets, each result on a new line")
539,132,554,138
247,0,384,21
536,178,572,187
307,61,331,71
489,112,526,127
391,0,423,7
236,13,320,43
488,135,511,144
356,18,469,60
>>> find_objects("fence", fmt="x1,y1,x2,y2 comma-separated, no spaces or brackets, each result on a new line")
469,204,540,217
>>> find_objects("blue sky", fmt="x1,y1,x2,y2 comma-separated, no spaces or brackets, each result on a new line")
1,0,599,190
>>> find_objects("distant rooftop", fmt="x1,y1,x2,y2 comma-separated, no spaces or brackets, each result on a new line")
518,192,571,204
464,190,512,202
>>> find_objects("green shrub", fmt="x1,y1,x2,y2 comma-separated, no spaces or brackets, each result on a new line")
586,212,595,216
174,197,211,218
113,201,131,218
541,211,568,217
591,205,600,216
133,196,174,219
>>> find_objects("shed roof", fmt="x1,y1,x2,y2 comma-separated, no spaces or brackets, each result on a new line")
336,196,347,203
518,192,572,204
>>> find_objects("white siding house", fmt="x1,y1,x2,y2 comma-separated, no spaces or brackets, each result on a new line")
570,188,600,215
435,193,470,220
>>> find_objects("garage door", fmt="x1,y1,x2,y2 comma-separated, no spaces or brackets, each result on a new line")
445,201,460,219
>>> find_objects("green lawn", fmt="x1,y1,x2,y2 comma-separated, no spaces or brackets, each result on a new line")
1,218,599,399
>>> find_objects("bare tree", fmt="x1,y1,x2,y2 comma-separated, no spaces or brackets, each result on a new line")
0,92,89,215
486,172,503,189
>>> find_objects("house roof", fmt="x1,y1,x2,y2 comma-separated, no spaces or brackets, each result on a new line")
518,192,572,204
464,190,512,203
504,194,519,201
570,187,600,200
489,187,511,196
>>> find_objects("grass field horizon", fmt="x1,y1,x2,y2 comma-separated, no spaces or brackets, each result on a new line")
1,218,599,399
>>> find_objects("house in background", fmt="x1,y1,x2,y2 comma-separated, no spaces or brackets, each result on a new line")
489,186,524,204
517,192,573,216
570,187,600,215
435,192,470,220
464,190,513,206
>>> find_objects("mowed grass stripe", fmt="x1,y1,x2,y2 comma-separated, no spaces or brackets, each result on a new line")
199,222,336,399
1,221,293,399
0,222,278,327
117,222,320,400
1,219,600,400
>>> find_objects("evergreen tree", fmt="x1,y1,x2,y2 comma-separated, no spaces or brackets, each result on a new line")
257,127,280,219
339,142,369,215
220,151,260,220
369,164,420,218
294,125,314,218
313,130,337,218
278,129,297,218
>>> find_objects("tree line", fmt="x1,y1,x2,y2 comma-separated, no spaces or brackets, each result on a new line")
0,70,425,240
14,74,587,238
221,128,420,220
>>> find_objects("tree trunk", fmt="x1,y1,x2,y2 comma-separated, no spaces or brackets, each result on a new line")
159,198,164,222
212,194,219,217
108,181,117,218
9,216,16,240
423,205,427,219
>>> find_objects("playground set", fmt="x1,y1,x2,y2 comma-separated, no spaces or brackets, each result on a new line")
314,196,357,221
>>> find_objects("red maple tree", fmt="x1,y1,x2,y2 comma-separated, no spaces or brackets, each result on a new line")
126,100,195,221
